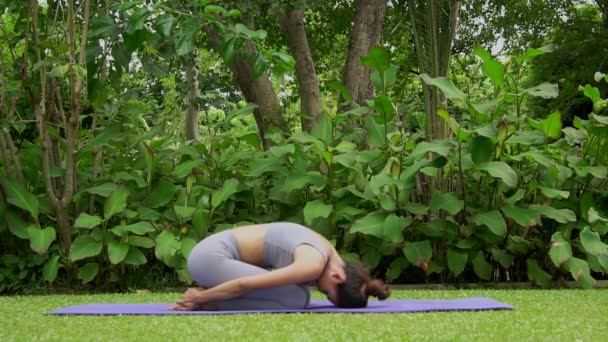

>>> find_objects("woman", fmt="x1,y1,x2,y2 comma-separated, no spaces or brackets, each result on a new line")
170,222,390,311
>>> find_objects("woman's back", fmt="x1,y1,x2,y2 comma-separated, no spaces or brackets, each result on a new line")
230,223,331,268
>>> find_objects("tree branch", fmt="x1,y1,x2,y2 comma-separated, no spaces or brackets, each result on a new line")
280,8,323,132
32,0,59,208
61,0,81,208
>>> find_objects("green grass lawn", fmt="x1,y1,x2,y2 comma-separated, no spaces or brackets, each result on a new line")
1,289,607,341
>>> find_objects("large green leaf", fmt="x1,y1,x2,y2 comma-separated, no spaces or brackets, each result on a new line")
528,112,562,139
383,214,411,243
42,255,61,283
108,240,130,264
81,123,122,152
430,192,464,215
111,221,155,236
590,113,608,126
415,220,443,238
174,205,197,221
563,257,596,289
403,240,432,272
507,236,531,255
27,226,56,255
175,18,199,56
303,200,333,226
368,96,396,123
124,247,147,265
154,13,175,37
350,211,386,238
526,259,552,287
406,141,453,161
361,46,390,72
289,132,325,151
89,14,120,38
6,211,29,239
127,236,155,248
530,205,577,224
478,162,518,188
501,205,540,227
580,84,601,102
281,171,326,194
0,178,39,218
539,186,570,199
70,235,103,262
249,159,284,177
362,248,382,269
516,45,554,63
155,230,181,266
447,247,468,277
82,182,117,197
311,113,333,144
490,248,514,268
386,257,409,281
267,144,295,158
74,213,102,229
474,210,507,236
234,23,267,40
472,251,492,280
474,46,505,88
172,160,201,178
180,237,198,259
252,53,269,79
580,227,608,256
521,83,559,99
573,165,607,179
511,151,555,167
549,232,572,266
366,173,395,197
470,136,495,165
150,178,176,208
191,209,209,238
104,187,129,219
437,110,469,142
420,74,467,102
365,114,386,146
507,130,546,145
212,179,239,208
78,263,99,284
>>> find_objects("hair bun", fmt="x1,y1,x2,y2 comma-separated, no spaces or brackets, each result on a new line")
366,279,391,300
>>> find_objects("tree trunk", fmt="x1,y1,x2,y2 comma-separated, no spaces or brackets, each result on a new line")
31,0,90,252
280,9,323,132
204,25,288,150
409,0,461,141
185,51,200,141
340,0,387,111
409,0,461,194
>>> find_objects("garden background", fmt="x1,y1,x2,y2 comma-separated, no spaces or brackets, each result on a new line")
1,0,608,294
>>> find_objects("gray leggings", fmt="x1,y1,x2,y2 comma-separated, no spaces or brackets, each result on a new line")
187,230,311,310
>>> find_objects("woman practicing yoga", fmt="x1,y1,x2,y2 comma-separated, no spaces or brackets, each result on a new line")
170,222,390,311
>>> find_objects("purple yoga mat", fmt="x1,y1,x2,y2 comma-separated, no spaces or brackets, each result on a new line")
47,297,513,316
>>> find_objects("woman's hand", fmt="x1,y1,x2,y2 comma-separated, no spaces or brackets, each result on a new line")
169,287,216,311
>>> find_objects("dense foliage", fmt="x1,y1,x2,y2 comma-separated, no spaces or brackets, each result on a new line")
0,0,607,293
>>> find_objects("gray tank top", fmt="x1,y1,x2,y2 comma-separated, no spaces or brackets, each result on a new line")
262,222,329,270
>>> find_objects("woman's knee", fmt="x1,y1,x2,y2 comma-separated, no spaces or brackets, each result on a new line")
276,285,310,309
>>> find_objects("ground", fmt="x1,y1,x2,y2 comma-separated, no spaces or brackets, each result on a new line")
1,289,606,341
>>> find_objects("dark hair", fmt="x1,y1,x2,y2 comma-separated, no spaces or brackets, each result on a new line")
335,260,391,308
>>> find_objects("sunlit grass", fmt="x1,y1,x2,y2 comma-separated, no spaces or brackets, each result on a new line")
1,289,607,341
